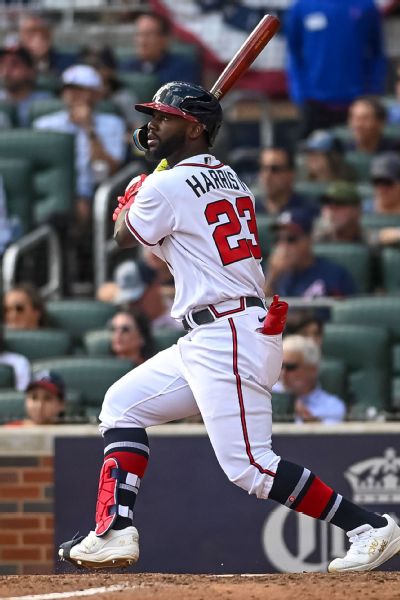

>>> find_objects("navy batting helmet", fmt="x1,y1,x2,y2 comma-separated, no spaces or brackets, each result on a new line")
135,81,223,146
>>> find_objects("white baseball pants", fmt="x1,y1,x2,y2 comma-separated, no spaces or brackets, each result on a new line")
99,302,283,499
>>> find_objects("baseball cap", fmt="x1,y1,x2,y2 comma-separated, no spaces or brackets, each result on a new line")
321,181,361,206
0,45,34,68
113,260,157,305
62,64,102,90
371,152,400,183
27,370,65,400
300,130,336,153
271,208,313,236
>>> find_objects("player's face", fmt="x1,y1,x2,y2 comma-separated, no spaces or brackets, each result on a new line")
146,111,190,161
25,387,64,425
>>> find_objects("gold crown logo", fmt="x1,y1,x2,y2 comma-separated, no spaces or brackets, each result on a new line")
345,448,400,504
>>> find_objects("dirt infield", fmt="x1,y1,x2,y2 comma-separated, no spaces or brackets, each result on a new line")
0,572,399,600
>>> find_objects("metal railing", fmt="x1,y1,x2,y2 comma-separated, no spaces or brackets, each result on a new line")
2,224,62,298
93,161,142,292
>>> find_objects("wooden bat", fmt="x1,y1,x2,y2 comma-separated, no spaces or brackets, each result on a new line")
210,14,280,100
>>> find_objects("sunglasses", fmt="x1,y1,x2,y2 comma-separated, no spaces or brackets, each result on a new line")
109,325,135,334
282,362,300,372
4,303,27,314
278,234,302,244
371,178,395,187
260,164,288,174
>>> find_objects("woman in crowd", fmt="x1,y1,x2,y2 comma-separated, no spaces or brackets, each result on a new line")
109,309,154,365
3,283,47,330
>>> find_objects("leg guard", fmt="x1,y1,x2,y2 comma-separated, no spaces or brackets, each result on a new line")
95,457,139,536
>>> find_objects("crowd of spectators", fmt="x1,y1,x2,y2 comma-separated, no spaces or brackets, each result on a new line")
0,2,400,425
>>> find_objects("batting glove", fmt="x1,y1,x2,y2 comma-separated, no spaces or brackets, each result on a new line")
112,173,147,222
260,295,289,335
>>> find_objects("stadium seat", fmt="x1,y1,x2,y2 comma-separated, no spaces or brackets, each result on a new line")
36,72,61,95
392,377,400,410
332,296,400,343
294,180,329,199
313,243,371,293
29,98,123,124
0,130,74,224
118,72,160,103
4,329,71,361
322,323,390,413
381,248,400,293
0,158,34,235
84,329,112,356
32,357,132,409
0,364,15,389
319,358,347,400
0,99,16,127
271,391,294,422
393,344,400,375
344,151,372,182
361,213,400,231
0,390,25,423
153,328,186,353
47,300,117,347
256,214,276,259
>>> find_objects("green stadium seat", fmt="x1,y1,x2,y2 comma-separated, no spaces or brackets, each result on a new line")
332,296,400,343
271,390,294,422
118,73,160,103
0,158,34,235
294,180,329,199
393,344,400,375
322,323,390,412
381,248,400,293
29,98,123,125
153,328,186,353
32,357,132,409
313,243,371,293
84,329,112,356
319,358,347,400
0,99,16,127
392,376,400,410
4,329,71,361
0,130,74,224
344,151,372,182
0,390,25,423
47,300,117,347
0,364,15,388
256,214,276,259
361,213,400,231
36,72,61,95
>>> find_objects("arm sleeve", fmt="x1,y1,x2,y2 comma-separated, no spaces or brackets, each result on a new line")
125,180,175,246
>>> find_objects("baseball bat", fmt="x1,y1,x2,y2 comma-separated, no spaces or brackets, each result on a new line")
210,14,280,100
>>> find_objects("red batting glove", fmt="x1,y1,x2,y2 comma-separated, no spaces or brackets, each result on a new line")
112,173,147,222
260,295,289,335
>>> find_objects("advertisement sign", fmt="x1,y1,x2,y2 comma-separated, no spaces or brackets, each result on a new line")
55,433,400,573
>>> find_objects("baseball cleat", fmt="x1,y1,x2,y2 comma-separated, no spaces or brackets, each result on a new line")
59,526,139,569
328,514,400,573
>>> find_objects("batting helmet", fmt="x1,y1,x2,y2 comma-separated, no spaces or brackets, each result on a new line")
135,81,223,146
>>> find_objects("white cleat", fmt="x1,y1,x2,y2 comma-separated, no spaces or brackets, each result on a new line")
59,526,139,569
328,514,400,573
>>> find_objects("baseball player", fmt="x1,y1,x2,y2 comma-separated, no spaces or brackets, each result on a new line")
59,81,400,572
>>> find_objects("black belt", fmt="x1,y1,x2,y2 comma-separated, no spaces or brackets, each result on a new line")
182,297,265,331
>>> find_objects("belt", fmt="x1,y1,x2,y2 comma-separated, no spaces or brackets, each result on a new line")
182,297,265,331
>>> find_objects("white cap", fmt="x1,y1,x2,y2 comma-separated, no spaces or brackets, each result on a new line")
62,64,102,90
114,261,146,304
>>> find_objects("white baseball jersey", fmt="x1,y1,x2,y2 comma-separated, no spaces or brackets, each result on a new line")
125,154,265,319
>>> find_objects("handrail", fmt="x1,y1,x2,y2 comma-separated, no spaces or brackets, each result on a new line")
2,224,62,298
93,161,142,292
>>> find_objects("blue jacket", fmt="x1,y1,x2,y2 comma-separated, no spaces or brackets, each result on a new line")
286,0,386,105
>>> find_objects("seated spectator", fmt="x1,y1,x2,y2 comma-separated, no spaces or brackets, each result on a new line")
97,260,182,330
367,152,400,246
3,283,47,330
254,147,319,219
346,96,398,154
5,370,65,427
18,13,76,76
300,130,355,182
386,62,400,125
314,181,363,243
285,310,324,348
0,325,31,391
34,64,126,225
78,45,138,129
121,12,201,85
109,309,154,364
0,45,51,127
264,208,356,298
281,335,346,424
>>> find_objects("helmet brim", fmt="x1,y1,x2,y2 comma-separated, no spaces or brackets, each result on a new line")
135,101,199,123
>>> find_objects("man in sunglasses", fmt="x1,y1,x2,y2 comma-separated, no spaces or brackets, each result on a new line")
255,147,319,219
368,152,400,246
265,208,356,298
